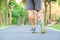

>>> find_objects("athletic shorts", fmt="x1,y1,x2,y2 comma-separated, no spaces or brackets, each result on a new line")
26,0,42,10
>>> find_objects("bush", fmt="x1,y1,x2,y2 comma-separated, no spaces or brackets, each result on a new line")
56,17,60,23
12,17,17,24
11,4,28,25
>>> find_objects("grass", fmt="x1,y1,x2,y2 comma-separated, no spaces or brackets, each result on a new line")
0,24,60,30
0,24,21,28
48,23,60,30
0,24,10,28
0,24,16,28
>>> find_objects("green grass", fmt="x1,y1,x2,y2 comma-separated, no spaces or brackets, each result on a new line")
0,24,10,28
0,24,21,28
48,23,60,30
0,24,60,30
0,24,15,28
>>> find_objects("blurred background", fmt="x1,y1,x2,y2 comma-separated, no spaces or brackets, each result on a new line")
0,0,60,30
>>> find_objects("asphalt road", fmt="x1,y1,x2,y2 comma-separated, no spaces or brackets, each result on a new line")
0,25,60,40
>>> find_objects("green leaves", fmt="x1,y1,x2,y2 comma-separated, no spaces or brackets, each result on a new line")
52,0,56,1
12,4,28,18
9,1,16,6
22,0,26,2
58,0,60,5
45,0,56,2
0,0,2,8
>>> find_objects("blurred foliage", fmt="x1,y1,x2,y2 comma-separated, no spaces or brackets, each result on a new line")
12,17,17,24
0,0,60,25
56,16,60,23
0,0,2,8
9,1,16,6
57,17,60,23
45,0,56,3
11,4,28,24
58,0,60,5
22,0,26,2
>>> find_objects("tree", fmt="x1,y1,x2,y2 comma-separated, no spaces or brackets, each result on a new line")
9,0,15,24
0,0,3,25
44,0,57,25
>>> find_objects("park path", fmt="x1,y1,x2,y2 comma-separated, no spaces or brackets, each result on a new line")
0,25,60,40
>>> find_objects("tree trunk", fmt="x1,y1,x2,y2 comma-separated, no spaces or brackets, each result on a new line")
48,0,51,24
5,0,11,24
10,9,12,24
45,0,51,25
44,1,47,25
22,17,25,25
0,9,2,25
5,6,8,24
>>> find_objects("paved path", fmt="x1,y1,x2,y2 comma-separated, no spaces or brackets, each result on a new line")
0,25,60,40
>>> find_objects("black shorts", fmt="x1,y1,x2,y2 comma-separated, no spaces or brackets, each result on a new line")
26,0,42,10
